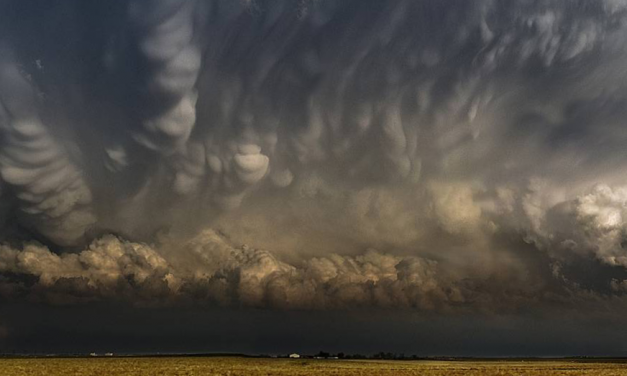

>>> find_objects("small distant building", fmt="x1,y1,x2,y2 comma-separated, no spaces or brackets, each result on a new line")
105,353,114,357
289,353,300,359
89,353,97,357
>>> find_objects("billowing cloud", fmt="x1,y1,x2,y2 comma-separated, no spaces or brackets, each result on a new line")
0,0,627,313
0,231,456,308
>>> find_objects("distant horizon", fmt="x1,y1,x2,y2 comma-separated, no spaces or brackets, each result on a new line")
5,352,627,360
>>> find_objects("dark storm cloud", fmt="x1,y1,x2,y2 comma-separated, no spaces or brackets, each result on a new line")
1,0,627,324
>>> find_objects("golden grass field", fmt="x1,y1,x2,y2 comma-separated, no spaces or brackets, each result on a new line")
1,356,627,375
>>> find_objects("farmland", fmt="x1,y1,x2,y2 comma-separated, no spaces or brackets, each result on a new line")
1,357,627,375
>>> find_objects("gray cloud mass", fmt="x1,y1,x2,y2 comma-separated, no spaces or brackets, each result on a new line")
0,0,627,315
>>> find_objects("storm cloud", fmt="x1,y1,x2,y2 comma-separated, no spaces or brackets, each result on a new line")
1,0,627,323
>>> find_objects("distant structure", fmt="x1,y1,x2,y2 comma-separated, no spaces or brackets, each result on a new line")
105,352,114,357
89,353,97,357
289,353,300,359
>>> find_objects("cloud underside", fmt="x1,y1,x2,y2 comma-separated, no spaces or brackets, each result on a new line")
1,0,627,311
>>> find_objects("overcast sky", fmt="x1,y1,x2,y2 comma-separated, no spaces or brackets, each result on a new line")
1,0,627,356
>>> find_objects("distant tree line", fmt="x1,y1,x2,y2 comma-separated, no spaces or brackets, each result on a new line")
281,351,432,360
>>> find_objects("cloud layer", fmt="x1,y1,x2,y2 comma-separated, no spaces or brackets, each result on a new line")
1,0,627,311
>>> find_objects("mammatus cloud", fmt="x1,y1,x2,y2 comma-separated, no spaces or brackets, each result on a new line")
1,0,627,310
0,47,95,246
126,0,201,154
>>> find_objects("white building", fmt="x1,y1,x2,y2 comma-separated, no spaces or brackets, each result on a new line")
289,353,300,359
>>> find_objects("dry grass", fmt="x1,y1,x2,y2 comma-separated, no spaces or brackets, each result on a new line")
1,357,627,375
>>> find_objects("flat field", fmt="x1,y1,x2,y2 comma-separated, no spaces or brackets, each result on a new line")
1,357,627,375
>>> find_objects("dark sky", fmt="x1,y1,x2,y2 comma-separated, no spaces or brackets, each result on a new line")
1,0,627,356
3,304,627,357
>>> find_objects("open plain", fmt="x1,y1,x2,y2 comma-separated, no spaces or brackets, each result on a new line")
1,357,627,376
